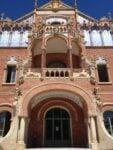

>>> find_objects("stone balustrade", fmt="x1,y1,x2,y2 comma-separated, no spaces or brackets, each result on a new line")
45,25,68,33
43,68,72,77
32,25,81,40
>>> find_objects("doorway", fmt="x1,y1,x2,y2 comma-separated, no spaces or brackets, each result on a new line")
44,108,71,147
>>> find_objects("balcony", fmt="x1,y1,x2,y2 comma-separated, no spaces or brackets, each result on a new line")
33,25,82,40
24,68,89,79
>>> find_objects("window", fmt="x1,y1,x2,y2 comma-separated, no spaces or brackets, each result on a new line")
97,64,109,82
103,111,113,137
0,111,11,137
96,57,110,83
6,66,16,83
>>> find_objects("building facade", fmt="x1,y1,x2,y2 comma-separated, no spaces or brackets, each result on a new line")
0,0,113,150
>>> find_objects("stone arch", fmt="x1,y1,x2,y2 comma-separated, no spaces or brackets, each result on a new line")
45,34,68,46
20,82,96,117
37,99,78,121
27,97,88,148
71,39,86,56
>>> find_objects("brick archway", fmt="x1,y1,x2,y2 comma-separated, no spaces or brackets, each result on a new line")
20,82,96,117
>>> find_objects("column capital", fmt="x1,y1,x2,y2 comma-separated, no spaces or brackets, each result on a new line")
68,46,72,50
41,47,46,50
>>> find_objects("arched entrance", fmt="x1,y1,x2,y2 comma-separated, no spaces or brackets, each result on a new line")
27,97,88,148
44,108,71,147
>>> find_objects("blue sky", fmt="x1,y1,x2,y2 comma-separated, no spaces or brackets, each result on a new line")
0,0,113,20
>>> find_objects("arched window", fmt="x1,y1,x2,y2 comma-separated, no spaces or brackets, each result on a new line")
83,29,91,46
102,29,113,46
0,30,10,47
103,111,113,137
91,27,102,46
10,30,21,47
47,61,66,68
21,30,29,47
96,57,109,82
0,111,11,137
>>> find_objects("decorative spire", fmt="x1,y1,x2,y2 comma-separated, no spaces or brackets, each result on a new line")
34,0,38,9
108,12,112,20
74,0,77,8
52,0,60,9
52,0,60,3
1,13,5,21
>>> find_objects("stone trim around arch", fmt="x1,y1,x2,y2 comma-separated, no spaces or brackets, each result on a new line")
0,103,13,114
20,82,97,117
37,99,78,121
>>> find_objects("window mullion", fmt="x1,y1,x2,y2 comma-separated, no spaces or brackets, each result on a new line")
108,117,113,136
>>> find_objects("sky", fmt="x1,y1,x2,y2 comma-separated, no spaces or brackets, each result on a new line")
0,0,113,20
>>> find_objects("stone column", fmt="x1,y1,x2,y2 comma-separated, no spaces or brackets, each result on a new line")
24,118,30,144
41,48,46,78
90,116,98,149
17,117,26,149
41,48,46,69
67,48,73,69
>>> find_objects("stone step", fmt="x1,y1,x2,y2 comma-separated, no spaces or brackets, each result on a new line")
26,148,91,150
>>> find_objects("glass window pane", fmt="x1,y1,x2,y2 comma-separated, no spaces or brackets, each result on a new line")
0,31,10,46
63,120,70,140
83,30,91,46
45,120,52,140
102,30,113,46
97,64,109,82
54,108,61,118
0,112,11,137
10,31,20,47
54,120,61,140
62,110,69,118
21,31,28,47
6,66,16,83
103,111,113,136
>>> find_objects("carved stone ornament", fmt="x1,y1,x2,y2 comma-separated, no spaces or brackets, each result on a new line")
15,87,23,100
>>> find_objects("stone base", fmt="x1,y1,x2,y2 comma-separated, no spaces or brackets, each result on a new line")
92,143,98,150
16,141,26,150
